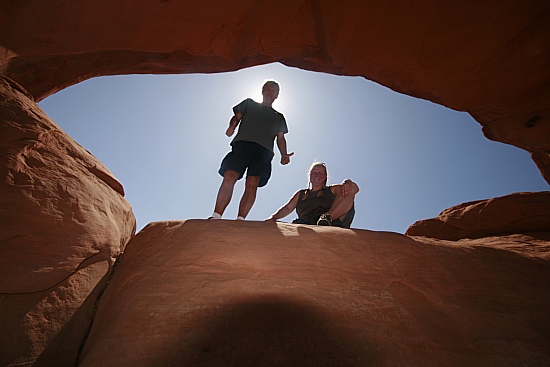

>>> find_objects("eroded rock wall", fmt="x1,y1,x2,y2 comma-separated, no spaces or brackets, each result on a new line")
0,76,136,367
406,191,550,240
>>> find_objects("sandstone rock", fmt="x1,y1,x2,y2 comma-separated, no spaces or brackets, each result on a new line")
0,76,136,367
0,1,549,182
1,2,550,365
406,192,550,240
78,220,550,367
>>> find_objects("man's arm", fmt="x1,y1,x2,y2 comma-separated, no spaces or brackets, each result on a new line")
276,132,294,165
226,111,243,137
266,190,301,221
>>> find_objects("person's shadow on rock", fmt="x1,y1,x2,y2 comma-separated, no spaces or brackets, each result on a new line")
165,295,378,367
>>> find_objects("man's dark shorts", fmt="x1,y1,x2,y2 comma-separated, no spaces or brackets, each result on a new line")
218,141,274,187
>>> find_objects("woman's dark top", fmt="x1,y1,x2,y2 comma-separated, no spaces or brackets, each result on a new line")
292,187,354,228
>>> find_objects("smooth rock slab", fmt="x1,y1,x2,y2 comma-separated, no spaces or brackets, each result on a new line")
79,220,550,367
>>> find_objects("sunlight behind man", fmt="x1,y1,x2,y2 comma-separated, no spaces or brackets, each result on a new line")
37,63,548,232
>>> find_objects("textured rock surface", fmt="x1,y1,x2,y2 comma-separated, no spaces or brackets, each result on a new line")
1,1,549,182
1,1,550,366
406,191,550,240
0,76,136,367
79,220,550,367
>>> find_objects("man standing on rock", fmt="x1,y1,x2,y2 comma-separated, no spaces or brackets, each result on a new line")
210,80,294,220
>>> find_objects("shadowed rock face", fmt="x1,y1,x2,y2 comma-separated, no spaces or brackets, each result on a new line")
1,1,549,182
78,220,550,367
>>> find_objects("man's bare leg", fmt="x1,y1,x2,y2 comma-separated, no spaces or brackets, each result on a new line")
237,176,261,219
213,170,240,217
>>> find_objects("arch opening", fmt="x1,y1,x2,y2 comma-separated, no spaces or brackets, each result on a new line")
37,63,549,232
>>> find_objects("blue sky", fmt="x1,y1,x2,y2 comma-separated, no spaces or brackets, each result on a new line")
38,63,548,233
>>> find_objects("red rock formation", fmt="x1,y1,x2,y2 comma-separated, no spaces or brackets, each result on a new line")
406,192,550,240
0,1,549,182
78,220,550,367
0,76,136,367
1,1,550,366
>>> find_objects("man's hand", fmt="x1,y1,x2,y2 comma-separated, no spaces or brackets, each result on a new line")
280,152,294,165
226,113,242,137
225,126,236,137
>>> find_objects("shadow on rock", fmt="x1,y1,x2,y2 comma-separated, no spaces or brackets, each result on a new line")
165,295,378,367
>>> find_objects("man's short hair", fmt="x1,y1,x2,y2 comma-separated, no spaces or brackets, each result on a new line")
263,80,280,93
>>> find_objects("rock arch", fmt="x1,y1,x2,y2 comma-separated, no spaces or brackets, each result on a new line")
2,2,550,365
1,0,549,182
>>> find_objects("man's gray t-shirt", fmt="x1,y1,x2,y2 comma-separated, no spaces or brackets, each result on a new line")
231,98,288,152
